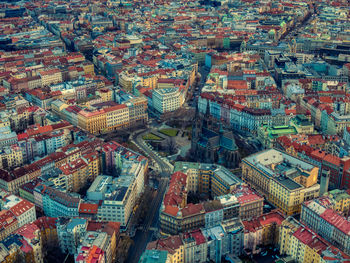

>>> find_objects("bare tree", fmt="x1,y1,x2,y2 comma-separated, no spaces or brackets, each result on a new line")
165,137,177,155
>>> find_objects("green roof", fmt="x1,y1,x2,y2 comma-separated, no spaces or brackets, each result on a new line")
326,189,350,201
292,114,312,126
267,126,297,138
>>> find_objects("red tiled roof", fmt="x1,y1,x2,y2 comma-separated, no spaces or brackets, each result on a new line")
10,199,34,217
0,210,17,230
79,203,98,214
16,223,39,240
163,205,179,217
232,185,263,205
147,235,183,254
293,226,328,253
182,229,206,245
33,217,57,230
181,203,204,217
163,172,187,207
320,209,350,235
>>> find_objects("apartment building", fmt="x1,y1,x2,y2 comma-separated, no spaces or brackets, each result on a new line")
242,149,320,215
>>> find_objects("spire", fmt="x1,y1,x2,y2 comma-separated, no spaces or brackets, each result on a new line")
205,100,210,118
194,98,199,118
219,119,224,134
204,101,210,128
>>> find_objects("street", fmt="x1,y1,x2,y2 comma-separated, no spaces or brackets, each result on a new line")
131,129,173,174
126,177,168,263
125,129,173,263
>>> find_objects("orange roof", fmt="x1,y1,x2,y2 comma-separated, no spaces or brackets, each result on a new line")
227,80,248,90
79,203,98,214
163,205,179,217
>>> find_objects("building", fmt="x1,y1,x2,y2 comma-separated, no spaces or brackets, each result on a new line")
33,217,58,249
279,216,350,263
0,224,43,263
93,161,146,228
57,217,87,255
85,221,120,263
181,229,207,263
0,144,23,170
301,197,350,254
39,69,62,87
242,149,320,215
257,124,297,148
202,225,229,263
75,231,112,263
324,189,350,217
77,108,106,135
161,164,245,235
35,184,81,218
220,218,244,258
0,190,36,241
241,210,285,255
59,158,90,192
152,87,182,114
231,185,264,220
211,167,242,196
290,115,315,134
215,194,239,220
192,107,240,169
203,200,223,228
146,235,184,263
0,194,36,229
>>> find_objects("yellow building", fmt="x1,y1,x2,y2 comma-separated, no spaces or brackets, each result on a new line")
199,169,211,194
279,217,302,255
128,97,148,125
0,145,23,170
269,177,319,216
97,88,113,102
78,108,106,134
242,149,320,216
83,151,101,181
280,217,329,263
146,235,184,263
290,115,314,134
105,104,129,131
39,68,62,86
59,158,89,192
0,164,42,194
0,119,10,129
118,71,134,92
82,62,95,76
141,75,158,89
324,189,350,217
33,217,58,248
211,167,242,197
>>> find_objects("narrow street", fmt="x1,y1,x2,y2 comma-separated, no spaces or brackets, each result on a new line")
125,129,173,263
126,177,168,263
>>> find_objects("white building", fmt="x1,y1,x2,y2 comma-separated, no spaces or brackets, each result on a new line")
203,200,224,228
93,161,146,228
152,87,182,114
1,193,36,227
182,229,207,263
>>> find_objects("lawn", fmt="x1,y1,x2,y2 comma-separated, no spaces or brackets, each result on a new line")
159,128,178,137
142,133,163,141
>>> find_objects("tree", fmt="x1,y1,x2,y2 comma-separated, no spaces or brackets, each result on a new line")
165,137,177,155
